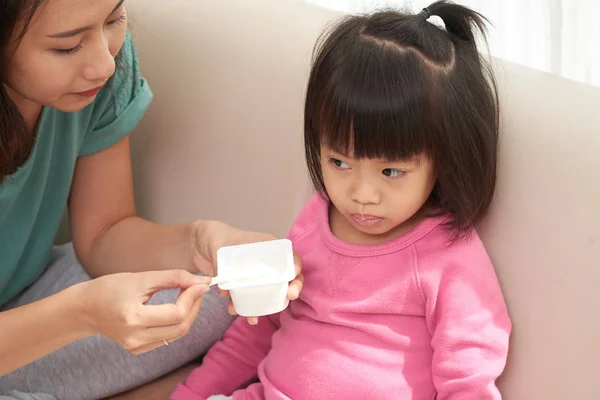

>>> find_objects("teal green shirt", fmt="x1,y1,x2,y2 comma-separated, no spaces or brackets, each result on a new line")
0,32,153,306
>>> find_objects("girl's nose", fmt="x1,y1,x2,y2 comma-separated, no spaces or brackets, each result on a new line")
351,178,381,205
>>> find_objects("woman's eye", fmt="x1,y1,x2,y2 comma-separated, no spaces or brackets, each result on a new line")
52,11,125,56
107,12,127,26
382,168,405,178
330,158,350,169
55,43,83,55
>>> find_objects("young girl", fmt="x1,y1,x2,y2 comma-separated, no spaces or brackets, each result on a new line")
172,1,511,399
0,0,302,398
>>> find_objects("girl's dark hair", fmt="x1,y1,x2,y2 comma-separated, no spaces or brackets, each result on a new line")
304,0,499,236
0,0,126,181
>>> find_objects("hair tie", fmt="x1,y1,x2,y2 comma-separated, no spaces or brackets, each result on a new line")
419,7,431,20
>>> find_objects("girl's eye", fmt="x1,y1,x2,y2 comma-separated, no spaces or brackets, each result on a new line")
330,158,350,169
382,168,405,178
55,43,83,55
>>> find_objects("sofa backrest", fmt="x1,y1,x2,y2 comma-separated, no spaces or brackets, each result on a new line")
128,1,600,398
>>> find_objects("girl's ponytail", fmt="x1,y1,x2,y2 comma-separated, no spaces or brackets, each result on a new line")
422,1,491,50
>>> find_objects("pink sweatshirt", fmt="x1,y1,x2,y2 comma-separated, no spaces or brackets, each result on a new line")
172,194,511,400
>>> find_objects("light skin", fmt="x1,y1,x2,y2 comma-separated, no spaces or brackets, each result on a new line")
321,145,437,244
0,0,303,387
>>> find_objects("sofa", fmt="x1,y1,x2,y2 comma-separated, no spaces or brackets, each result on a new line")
64,0,600,398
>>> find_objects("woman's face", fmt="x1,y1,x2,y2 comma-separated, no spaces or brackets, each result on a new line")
4,0,128,113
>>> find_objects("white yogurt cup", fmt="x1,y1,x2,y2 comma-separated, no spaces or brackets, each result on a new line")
215,239,295,317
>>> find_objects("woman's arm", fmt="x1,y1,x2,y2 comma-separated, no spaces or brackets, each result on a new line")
0,270,210,376
69,135,305,293
0,283,89,375
69,135,203,277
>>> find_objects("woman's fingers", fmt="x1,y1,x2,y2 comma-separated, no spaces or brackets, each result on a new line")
84,271,211,354
129,340,166,355
287,254,304,300
131,296,204,354
141,269,212,293
288,273,304,302
138,285,208,327
287,277,303,300
293,253,303,277
227,299,237,316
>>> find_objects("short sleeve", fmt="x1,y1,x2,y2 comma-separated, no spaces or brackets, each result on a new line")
79,30,153,156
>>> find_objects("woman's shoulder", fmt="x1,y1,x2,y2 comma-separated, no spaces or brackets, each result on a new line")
91,30,152,130
74,30,153,156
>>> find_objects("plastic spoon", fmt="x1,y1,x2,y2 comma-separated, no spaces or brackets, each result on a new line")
208,264,277,287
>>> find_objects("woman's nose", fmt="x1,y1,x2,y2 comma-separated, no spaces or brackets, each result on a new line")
82,38,116,82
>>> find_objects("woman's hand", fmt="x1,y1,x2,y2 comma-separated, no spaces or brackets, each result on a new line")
191,220,304,324
79,269,211,354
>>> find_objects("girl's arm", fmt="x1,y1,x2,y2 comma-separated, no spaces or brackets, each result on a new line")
421,239,511,399
172,313,281,399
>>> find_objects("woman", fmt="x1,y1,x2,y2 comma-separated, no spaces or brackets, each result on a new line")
0,0,303,399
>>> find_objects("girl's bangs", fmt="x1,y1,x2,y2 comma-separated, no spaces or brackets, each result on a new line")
315,47,438,161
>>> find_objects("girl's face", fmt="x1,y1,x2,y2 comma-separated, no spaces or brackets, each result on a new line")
321,145,437,243
4,0,128,114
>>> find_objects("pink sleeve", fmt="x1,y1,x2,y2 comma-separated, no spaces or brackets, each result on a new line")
418,237,511,399
171,313,281,400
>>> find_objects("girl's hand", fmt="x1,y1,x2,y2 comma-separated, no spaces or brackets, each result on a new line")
191,220,304,324
80,269,211,354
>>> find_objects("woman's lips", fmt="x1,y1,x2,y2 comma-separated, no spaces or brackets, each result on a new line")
74,86,103,97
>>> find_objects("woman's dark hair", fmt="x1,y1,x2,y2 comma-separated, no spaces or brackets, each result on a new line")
304,0,499,236
0,0,126,181
0,0,40,180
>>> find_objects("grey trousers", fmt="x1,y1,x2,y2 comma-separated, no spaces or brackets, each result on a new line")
0,243,234,400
